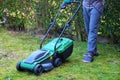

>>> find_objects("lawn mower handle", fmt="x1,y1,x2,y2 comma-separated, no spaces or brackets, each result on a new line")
40,1,82,51
40,1,81,49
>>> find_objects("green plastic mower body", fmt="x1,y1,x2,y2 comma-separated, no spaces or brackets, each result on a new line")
16,37,73,75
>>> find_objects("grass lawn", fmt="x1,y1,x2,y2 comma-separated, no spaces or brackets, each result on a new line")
0,28,120,80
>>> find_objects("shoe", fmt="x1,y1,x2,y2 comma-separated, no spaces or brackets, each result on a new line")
82,54,94,63
83,52,99,57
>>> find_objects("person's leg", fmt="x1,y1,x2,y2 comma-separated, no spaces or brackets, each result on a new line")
88,6,104,55
82,6,104,62
82,7,94,62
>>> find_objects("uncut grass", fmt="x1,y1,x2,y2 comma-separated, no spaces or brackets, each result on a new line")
0,29,120,80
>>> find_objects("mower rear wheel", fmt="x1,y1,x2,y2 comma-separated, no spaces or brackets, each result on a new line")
34,64,43,75
54,58,62,67
16,61,23,71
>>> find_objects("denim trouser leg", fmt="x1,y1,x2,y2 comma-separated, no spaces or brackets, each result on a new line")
83,6,103,54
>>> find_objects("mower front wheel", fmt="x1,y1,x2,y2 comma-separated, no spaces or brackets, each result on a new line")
54,58,62,67
34,64,43,75
16,61,23,71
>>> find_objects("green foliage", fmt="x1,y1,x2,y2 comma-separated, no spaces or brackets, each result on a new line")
100,0,120,44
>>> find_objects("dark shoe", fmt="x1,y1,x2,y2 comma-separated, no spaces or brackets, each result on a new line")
83,52,99,57
82,54,94,63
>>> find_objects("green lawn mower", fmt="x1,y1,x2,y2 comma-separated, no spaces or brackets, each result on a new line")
16,1,82,75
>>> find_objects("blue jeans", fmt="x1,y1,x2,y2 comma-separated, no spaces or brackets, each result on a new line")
83,6,104,54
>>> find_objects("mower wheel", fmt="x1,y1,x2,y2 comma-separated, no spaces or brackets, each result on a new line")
54,58,62,67
34,64,43,75
16,61,23,71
